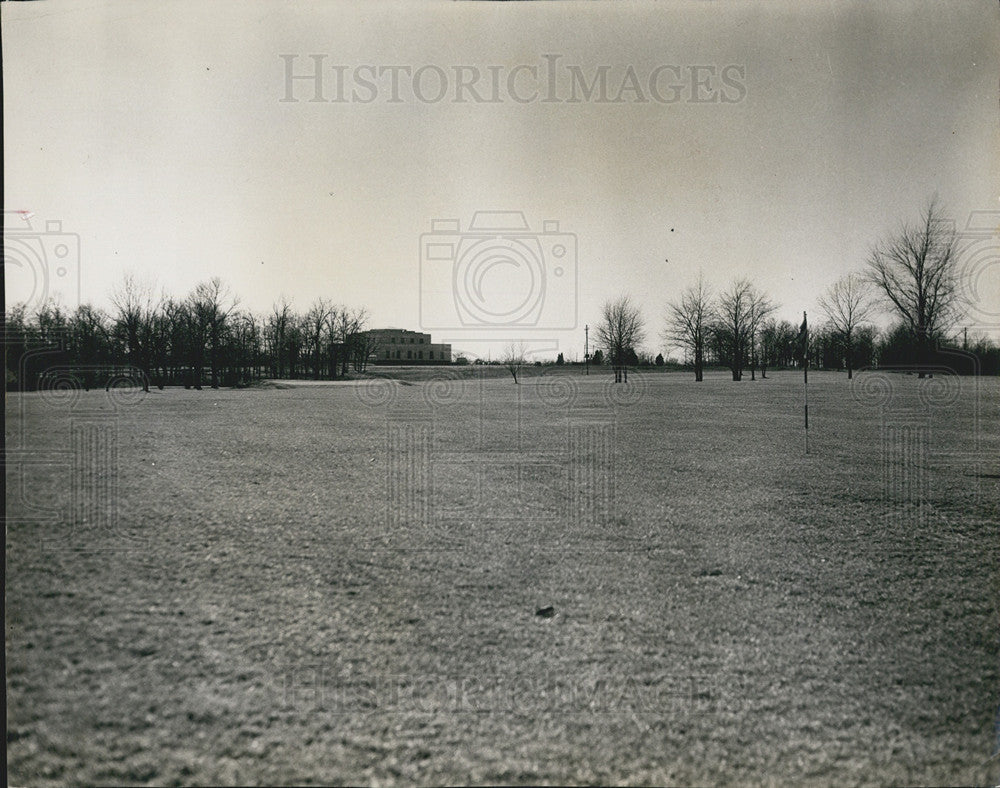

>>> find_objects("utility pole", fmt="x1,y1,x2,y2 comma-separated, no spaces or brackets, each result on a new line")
585,324,589,375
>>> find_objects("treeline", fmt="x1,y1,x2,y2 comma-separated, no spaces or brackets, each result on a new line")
5,276,379,391
675,318,998,376
660,277,794,381
860,324,999,376
658,199,1000,381
659,277,999,380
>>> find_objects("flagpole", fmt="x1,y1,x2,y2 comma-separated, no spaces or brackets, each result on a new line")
803,310,809,455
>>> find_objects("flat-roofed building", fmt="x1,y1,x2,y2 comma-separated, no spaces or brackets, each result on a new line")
362,328,452,364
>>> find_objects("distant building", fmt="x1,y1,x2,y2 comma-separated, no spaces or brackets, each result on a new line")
362,328,452,364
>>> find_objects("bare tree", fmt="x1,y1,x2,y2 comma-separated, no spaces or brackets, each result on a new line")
148,297,177,389
351,329,381,373
303,298,334,379
323,306,342,378
34,300,70,345
818,273,877,379
746,289,776,381
266,298,294,378
712,278,761,382
110,274,158,392
8,281,379,390
329,307,351,377
757,318,777,379
189,278,239,388
331,307,370,374
664,275,712,382
502,341,527,384
230,311,261,384
70,304,112,388
284,316,305,379
866,197,964,377
596,295,645,383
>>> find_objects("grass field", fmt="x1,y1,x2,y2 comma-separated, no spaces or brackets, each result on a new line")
6,368,1000,785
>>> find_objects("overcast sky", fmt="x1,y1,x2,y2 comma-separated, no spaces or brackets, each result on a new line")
4,0,998,360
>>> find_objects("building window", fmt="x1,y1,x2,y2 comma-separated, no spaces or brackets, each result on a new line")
418,351,423,359
396,350,400,359
429,351,434,360
407,350,412,359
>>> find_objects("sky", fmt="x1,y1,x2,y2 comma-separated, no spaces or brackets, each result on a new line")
4,0,999,361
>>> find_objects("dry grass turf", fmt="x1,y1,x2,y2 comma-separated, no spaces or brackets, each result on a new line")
5,368,1000,785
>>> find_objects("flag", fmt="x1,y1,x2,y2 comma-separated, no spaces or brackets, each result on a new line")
799,311,809,449
793,314,808,362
